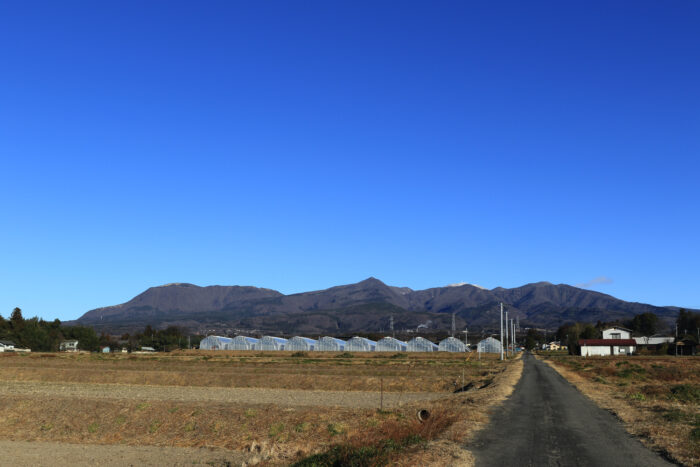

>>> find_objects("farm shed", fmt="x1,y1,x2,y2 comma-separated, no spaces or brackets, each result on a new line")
438,337,467,352
407,337,438,352
286,336,317,351
259,336,287,351
477,337,502,354
376,337,408,352
59,340,79,352
346,336,376,352
0,340,16,352
579,339,636,356
199,336,233,350
227,336,259,350
317,336,346,351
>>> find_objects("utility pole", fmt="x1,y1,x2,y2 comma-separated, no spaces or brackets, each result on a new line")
500,303,504,361
463,327,468,347
505,311,509,357
451,313,456,338
390,315,394,339
675,323,678,357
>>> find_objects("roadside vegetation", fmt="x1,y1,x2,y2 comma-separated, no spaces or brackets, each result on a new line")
541,355,700,466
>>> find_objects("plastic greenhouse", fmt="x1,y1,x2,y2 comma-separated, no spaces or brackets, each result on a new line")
258,336,288,351
345,336,376,352
286,336,317,351
438,337,467,352
407,337,438,352
376,337,408,352
477,337,503,353
199,336,233,350
227,336,259,350
317,336,346,352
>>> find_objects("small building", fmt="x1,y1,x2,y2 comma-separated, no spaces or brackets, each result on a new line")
376,337,408,352
286,336,317,351
438,337,467,353
199,335,233,350
258,336,287,351
60,340,79,352
121,347,128,353
546,341,562,351
407,337,438,352
477,337,503,354
316,336,346,352
140,346,156,352
579,339,636,356
602,327,632,340
345,336,376,352
227,336,259,351
101,346,111,353
633,336,675,346
0,340,16,352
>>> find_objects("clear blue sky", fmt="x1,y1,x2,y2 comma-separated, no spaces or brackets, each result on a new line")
1,1,698,321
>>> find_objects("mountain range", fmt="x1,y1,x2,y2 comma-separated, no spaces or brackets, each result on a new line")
72,278,688,335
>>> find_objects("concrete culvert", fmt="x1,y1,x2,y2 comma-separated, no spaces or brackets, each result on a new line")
417,409,430,422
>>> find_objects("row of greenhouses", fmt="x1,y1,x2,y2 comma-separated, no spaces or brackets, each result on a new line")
199,335,501,353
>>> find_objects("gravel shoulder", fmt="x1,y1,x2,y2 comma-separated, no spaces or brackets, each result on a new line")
0,380,443,408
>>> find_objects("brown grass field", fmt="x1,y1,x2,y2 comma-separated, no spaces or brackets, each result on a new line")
0,350,523,466
540,354,700,466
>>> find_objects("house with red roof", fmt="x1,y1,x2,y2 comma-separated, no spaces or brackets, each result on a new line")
579,327,636,356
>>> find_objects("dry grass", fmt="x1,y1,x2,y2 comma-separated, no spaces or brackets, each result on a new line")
540,354,700,466
0,351,504,393
299,353,526,467
0,350,519,465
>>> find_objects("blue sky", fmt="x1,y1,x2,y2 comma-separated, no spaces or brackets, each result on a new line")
1,1,698,321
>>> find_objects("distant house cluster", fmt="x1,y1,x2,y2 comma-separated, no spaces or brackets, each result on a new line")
199,335,474,353
578,327,676,356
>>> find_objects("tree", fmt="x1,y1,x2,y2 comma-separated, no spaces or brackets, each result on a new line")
677,309,700,343
524,328,543,350
10,307,24,329
628,312,658,336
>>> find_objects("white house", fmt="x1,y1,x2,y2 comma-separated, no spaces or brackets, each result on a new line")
579,338,636,356
59,340,79,352
602,327,631,340
0,340,16,352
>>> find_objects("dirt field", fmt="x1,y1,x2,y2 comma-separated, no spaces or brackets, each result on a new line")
0,440,250,467
0,350,522,465
0,380,440,408
540,354,700,466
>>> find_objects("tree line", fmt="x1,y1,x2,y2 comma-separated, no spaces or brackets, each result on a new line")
521,309,700,354
1,308,200,352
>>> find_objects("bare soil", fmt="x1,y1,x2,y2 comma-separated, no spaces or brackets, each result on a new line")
0,380,440,408
0,440,252,467
0,351,519,465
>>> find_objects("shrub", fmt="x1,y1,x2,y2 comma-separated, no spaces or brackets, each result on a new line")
669,384,700,403
335,352,354,359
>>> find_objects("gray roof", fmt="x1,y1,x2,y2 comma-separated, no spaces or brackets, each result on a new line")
0,340,16,346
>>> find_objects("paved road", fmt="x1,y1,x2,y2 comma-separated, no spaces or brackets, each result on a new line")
470,353,672,467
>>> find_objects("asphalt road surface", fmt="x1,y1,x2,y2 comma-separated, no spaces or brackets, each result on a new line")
470,352,672,467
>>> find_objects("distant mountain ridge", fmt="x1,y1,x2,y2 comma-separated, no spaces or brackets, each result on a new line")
73,278,688,334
